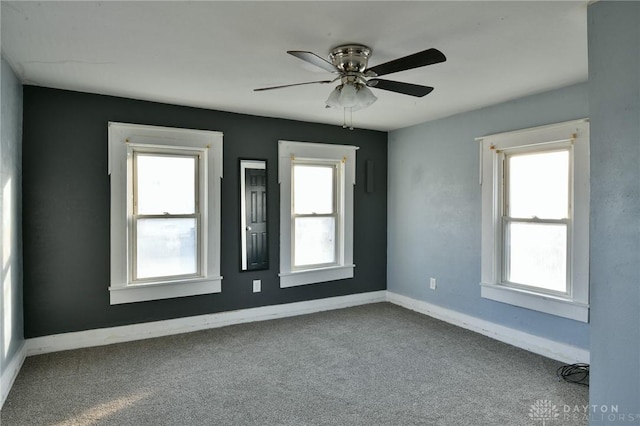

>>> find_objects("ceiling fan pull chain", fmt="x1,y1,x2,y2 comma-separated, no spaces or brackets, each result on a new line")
342,107,355,130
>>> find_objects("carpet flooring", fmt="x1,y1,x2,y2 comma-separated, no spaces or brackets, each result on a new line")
1,303,588,425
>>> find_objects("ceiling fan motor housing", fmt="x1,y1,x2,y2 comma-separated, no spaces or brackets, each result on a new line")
329,44,372,73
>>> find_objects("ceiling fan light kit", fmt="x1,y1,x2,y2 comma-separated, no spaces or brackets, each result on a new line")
255,43,446,129
325,82,378,110
325,84,378,130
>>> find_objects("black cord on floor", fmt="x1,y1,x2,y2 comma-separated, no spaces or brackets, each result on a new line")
556,363,589,386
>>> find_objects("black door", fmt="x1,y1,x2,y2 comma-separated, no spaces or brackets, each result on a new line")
245,168,268,270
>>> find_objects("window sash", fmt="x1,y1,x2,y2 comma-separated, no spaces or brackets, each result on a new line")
131,215,201,282
292,162,337,215
501,217,570,295
291,160,341,271
498,145,573,297
130,148,204,283
292,214,339,269
503,147,571,220
132,151,200,215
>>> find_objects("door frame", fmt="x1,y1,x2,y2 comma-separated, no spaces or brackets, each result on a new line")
239,159,268,271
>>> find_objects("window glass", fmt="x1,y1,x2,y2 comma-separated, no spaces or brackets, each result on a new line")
506,222,567,292
136,218,197,279
507,150,569,219
294,217,336,267
504,148,570,293
136,154,196,215
293,164,334,215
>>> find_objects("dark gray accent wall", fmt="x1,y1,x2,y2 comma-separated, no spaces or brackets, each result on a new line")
1,57,24,377
22,86,387,338
588,1,640,421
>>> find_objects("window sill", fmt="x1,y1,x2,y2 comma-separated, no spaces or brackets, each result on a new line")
480,282,589,322
109,276,222,305
279,265,355,288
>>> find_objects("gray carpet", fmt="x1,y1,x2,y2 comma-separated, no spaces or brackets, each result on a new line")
1,303,588,425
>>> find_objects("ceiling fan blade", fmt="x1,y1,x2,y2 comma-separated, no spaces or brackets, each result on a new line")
366,79,434,97
287,51,337,73
364,48,446,77
254,80,334,92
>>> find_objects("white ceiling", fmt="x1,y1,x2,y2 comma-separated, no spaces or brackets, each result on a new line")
1,1,588,132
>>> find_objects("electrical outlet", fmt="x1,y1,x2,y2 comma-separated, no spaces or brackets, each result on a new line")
429,277,437,290
252,279,261,293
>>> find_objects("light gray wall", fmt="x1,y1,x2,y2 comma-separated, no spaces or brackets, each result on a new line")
587,1,640,422
0,58,24,382
388,83,589,349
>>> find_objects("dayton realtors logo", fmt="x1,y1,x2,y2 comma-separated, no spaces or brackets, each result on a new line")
528,400,640,424
529,400,560,425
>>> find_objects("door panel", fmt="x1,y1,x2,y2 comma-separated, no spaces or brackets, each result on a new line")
245,168,268,270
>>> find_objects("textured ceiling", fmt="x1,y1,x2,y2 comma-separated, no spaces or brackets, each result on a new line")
1,1,589,131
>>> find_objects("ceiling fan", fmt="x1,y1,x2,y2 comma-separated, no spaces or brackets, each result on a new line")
254,44,446,127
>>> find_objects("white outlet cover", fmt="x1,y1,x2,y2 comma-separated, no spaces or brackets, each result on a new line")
252,279,261,293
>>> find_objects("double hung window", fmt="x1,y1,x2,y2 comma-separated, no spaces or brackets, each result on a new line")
502,147,571,294
292,161,340,269
279,141,357,288
132,150,200,281
478,119,589,322
109,122,223,304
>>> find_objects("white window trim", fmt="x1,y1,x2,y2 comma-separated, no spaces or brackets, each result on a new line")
477,119,589,322
109,122,223,304
278,141,357,288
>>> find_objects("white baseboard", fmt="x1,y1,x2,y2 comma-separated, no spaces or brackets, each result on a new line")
26,290,589,363
1,341,26,409
26,291,387,356
386,291,589,364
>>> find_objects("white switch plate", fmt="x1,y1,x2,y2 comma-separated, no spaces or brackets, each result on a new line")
252,279,261,293
430,278,437,290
